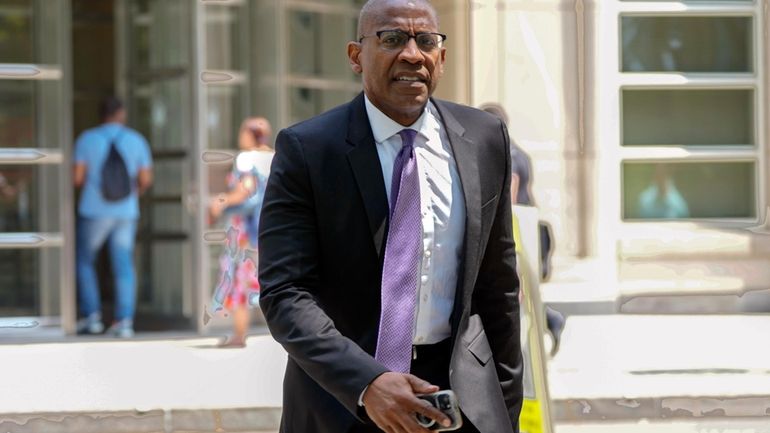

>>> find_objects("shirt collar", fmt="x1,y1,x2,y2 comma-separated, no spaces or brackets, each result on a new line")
364,94,432,144
100,122,123,131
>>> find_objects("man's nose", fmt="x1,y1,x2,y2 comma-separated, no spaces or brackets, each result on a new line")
398,38,425,63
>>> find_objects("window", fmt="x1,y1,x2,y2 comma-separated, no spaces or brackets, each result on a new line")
283,1,362,126
202,0,249,150
622,16,753,73
617,2,763,222
247,0,363,131
622,89,754,146
622,161,756,220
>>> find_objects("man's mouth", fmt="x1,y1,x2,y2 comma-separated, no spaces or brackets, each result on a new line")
394,76,426,83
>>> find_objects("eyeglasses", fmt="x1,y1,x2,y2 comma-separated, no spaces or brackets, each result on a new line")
358,29,447,52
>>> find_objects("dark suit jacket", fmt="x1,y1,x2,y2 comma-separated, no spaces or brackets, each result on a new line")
258,93,523,433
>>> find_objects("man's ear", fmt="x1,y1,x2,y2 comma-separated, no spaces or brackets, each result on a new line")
347,41,363,74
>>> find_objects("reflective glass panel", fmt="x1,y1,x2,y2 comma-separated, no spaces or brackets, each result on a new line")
0,79,62,149
148,159,184,197
72,0,116,136
204,3,245,71
0,165,60,232
151,201,185,233
289,87,357,125
135,239,186,317
288,10,358,80
623,161,755,219
0,80,35,148
622,16,753,73
623,89,753,146
0,0,34,63
207,85,246,150
129,0,190,71
252,1,279,130
131,78,191,151
0,248,60,317
0,0,62,64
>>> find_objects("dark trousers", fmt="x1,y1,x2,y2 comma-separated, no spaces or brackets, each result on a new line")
349,339,480,433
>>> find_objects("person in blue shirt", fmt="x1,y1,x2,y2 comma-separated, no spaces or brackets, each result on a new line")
74,97,153,338
637,165,690,219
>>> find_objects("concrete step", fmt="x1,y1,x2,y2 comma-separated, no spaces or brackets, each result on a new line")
618,289,770,314
617,259,770,314
548,315,770,423
555,418,770,433
542,257,770,316
540,258,619,317
0,409,280,433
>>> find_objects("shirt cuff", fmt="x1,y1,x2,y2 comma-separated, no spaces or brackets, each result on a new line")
358,385,369,407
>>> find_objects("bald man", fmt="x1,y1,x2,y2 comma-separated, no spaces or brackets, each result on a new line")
258,1,523,432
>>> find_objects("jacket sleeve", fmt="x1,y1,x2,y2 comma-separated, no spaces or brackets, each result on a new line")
258,128,388,417
472,120,524,430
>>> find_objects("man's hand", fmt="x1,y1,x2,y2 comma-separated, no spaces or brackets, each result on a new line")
362,372,452,433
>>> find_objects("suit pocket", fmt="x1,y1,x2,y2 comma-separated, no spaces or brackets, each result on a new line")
465,314,493,366
468,328,493,366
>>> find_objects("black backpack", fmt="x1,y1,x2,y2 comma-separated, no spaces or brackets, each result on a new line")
101,129,132,201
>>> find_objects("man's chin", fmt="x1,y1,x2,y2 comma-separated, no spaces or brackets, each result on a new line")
394,93,429,109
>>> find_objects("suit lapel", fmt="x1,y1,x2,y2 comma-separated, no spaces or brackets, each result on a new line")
432,99,481,328
346,93,389,258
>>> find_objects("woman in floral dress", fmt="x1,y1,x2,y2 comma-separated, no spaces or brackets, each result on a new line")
209,117,273,347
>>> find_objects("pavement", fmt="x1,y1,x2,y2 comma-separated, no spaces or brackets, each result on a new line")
3,314,770,432
0,333,284,433
548,315,770,423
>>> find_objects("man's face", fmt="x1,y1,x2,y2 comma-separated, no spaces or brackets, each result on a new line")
348,2,446,126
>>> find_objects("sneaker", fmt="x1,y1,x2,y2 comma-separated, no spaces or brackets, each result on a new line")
106,319,134,338
76,313,104,335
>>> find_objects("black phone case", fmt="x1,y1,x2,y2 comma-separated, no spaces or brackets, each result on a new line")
416,390,463,431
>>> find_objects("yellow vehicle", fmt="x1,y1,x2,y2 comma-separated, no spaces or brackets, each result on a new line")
512,205,554,433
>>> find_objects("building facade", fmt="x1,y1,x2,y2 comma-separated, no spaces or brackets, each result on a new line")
470,0,770,311
0,0,767,337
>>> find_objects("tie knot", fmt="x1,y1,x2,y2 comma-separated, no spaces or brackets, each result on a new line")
398,129,418,148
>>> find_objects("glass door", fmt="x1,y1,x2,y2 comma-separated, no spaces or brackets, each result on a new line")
195,0,364,333
119,0,198,330
0,0,73,336
198,0,252,333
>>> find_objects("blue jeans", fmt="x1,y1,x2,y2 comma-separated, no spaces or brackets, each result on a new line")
76,217,138,321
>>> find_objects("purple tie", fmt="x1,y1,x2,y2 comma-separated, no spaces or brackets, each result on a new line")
375,129,422,373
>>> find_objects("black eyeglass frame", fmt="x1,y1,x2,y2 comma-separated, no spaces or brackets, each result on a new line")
358,29,448,50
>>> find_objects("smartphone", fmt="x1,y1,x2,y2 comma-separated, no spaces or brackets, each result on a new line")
415,390,463,431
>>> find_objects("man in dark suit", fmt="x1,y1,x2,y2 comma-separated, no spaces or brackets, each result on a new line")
258,1,523,432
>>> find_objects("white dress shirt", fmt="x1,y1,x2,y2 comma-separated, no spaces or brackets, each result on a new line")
364,96,466,345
